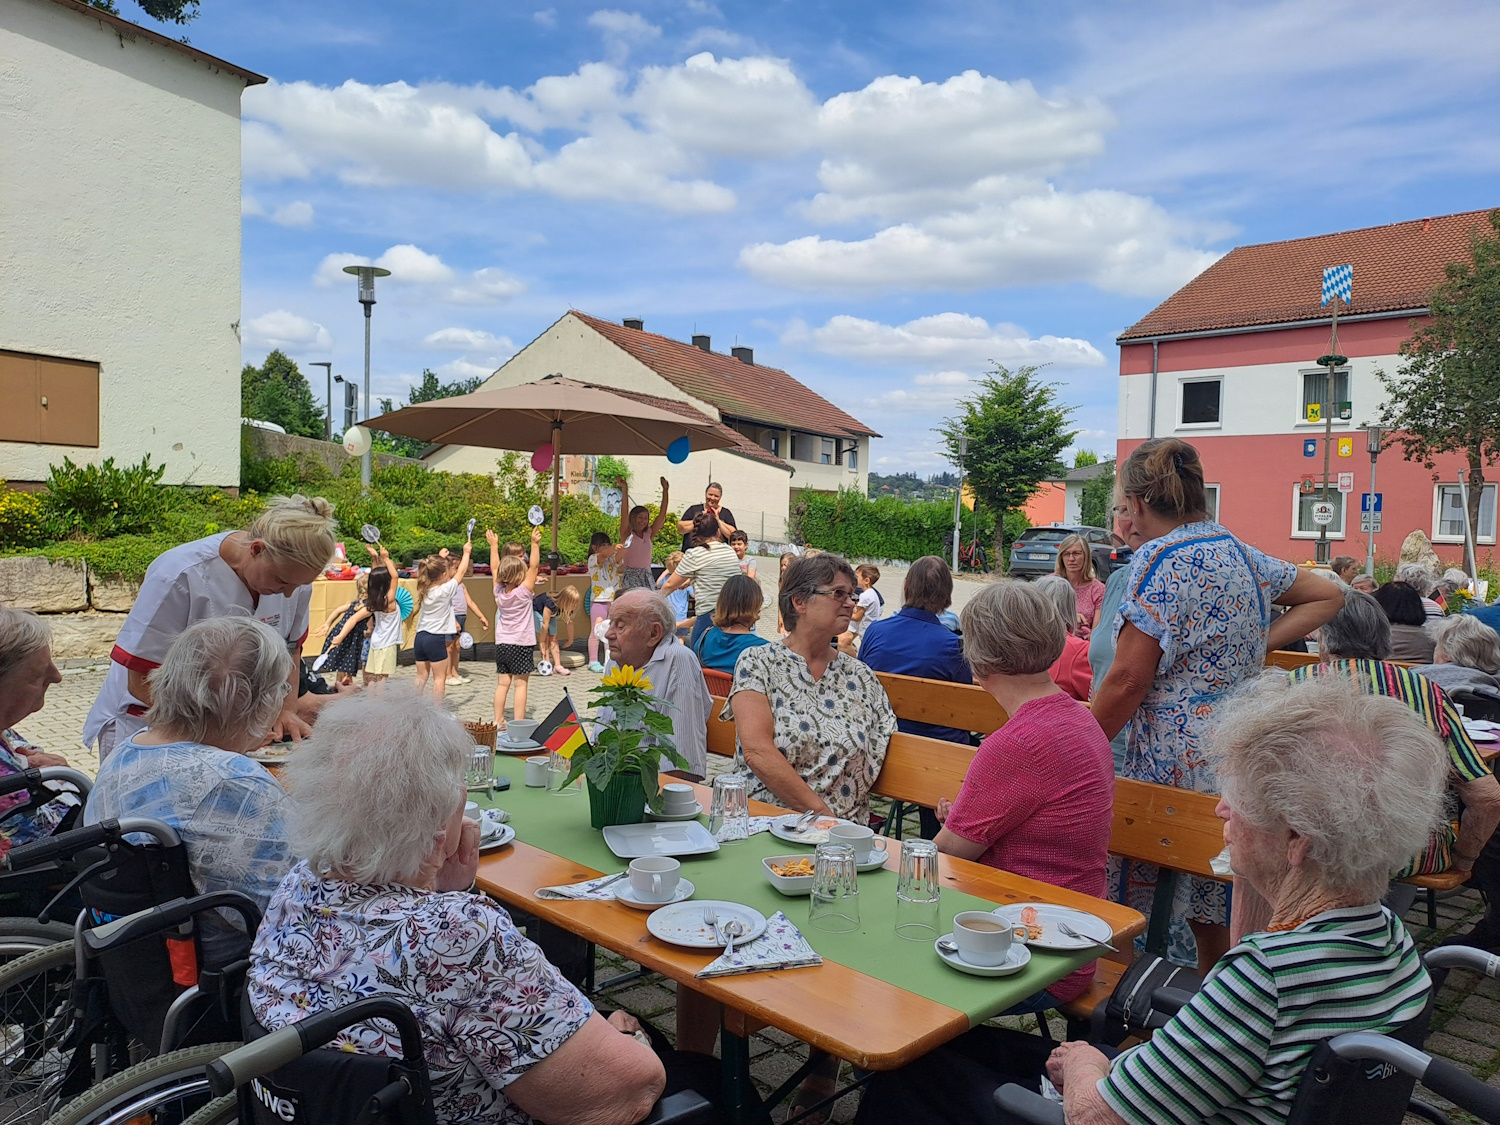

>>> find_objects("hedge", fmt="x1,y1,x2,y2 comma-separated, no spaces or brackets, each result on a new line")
791,487,1002,564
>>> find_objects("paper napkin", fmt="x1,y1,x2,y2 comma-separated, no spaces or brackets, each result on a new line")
694,911,823,978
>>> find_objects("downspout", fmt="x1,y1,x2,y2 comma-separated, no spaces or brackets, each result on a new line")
1147,340,1159,439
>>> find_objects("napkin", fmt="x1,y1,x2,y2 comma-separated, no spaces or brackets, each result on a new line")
713,815,778,843
694,911,823,978
534,873,626,900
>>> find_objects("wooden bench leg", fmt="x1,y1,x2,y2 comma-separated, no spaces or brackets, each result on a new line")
1145,870,1179,957
1428,887,1438,930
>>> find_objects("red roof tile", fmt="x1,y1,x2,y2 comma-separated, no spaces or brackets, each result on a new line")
572,311,879,438
1119,208,1498,341
582,382,791,472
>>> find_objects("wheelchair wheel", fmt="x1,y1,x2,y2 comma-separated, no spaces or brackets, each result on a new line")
178,1095,235,1125
0,941,79,1125
42,1042,241,1125
0,924,72,966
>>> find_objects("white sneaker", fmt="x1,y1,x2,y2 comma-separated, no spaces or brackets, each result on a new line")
446,676,467,686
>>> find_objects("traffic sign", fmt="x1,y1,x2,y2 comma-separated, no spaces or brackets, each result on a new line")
1337,472,1354,494
1303,439,1318,458
1361,513,1383,533
1312,501,1337,526
1361,493,1383,513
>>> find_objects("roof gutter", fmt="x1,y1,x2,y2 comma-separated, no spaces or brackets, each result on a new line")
1117,307,1429,346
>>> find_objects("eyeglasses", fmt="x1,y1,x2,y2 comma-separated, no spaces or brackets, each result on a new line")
811,587,858,603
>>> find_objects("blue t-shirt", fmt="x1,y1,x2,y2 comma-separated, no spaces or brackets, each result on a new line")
1465,603,1500,633
857,607,972,744
661,583,692,622
694,627,768,674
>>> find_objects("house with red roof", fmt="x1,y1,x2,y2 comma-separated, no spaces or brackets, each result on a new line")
1116,208,1498,566
425,312,879,543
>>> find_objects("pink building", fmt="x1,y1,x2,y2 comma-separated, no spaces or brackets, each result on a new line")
1116,208,1497,566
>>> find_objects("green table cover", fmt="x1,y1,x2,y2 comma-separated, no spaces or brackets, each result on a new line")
479,780,1104,1027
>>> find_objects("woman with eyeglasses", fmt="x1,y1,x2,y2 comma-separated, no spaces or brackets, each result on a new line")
724,553,897,825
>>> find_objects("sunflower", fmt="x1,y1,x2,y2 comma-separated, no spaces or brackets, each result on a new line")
600,665,653,692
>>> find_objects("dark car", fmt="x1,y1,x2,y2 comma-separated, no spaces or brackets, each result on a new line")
1007,524,1130,580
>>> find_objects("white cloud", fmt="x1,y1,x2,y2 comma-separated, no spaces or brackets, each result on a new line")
423,327,514,352
587,10,661,39
314,246,525,306
532,8,556,27
243,310,331,351
437,358,506,382
633,53,815,158
240,195,263,216
788,312,1104,368
683,27,748,52
865,370,979,411
269,200,314,227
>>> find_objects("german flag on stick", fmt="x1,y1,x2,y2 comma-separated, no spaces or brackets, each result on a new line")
533,691,590,759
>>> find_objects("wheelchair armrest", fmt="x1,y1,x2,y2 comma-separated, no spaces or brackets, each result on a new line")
1424,945,1500,978
993,1084,1066,1125
5,815,180,870
83,890,262,954
1150,986,1198,1016
641,1090,714,1125
1419,1056,1500,1123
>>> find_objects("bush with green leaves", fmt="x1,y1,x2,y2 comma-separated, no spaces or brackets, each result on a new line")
792,487,998,563
41,456,171,538
0,488,46,549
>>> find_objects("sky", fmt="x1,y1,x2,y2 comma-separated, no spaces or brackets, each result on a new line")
179,0,1500,473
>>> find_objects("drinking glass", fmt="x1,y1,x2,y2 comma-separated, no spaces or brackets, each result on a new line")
546,749,577,796
709,775,749,843
808,843,860,933
894,838,941,941
466,743,495,793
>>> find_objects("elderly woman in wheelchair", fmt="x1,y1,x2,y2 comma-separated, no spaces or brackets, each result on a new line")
855,673,1453,1125
245,688,671,1125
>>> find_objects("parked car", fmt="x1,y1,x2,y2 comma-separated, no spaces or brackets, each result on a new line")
1007,524,1130,580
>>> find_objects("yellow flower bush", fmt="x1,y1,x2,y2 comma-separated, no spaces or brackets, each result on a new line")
0,487,45,549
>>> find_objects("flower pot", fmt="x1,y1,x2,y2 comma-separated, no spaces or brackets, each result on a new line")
588,770,646,830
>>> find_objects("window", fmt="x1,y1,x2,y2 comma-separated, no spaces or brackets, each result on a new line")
790,432,816,462
0,349,100,447
1292,486,1346,538
1434,484,1498,544
1300,368,1351,423
1179,379,1221,426
1203,484,1220,522
820,438,834,465
846,442,858,472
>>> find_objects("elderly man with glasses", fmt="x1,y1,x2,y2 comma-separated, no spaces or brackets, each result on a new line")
604,589,712,780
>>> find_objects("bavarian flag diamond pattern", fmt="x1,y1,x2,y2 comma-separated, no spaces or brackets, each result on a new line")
1321,264,1353,307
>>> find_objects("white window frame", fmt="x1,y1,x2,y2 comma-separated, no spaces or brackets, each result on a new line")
1176,376,1222,430
1291,485,1347,540
1203,483,1220,523
1432,483,1499,545
1294,365,1353,429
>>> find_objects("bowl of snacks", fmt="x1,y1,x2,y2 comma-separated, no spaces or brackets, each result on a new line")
762,854,818,895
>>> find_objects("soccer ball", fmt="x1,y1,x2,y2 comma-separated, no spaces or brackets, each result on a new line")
538,660,554,676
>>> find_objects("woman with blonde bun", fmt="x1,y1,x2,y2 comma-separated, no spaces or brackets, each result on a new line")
85,494,339,760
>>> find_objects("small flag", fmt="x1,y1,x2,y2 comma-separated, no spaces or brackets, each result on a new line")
1321,264,1353,307
1303,439,1317,458
1338,437,1353,458
1307,403,1322,423
533,691,589,759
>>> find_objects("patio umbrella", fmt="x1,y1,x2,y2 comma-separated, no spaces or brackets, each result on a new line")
360,375,738,561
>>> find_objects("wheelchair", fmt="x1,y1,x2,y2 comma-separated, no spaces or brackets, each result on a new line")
0,768,96,959
994,945,1500,1125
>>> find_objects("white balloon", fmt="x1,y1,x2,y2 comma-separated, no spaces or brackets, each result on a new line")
342,425,372,456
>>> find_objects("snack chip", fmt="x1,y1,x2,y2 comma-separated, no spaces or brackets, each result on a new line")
770,858,815,878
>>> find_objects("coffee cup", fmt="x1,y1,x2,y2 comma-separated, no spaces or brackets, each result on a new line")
524,755,549,788
661,783,697,813
505,720,539,745
628,856,681,903
828,823,888,865
463,801,481,821
951,911,1029,967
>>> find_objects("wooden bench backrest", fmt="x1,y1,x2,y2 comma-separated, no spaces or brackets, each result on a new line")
1109,777,1224,879
873,671,1008,735
1266,650,1417,671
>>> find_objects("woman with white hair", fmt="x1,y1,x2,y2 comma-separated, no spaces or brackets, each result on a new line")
1395,561,1446,626
84,494,338,761
0,608,80,858
88,616,296,962
1413,614,1500,707
1033,575,1092,701
856,675,1446,1125
247,690,668,1125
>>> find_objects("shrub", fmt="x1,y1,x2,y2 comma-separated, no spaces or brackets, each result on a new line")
793,487,997,563
595,455,631,487
0,488,46,549
41,455,171,538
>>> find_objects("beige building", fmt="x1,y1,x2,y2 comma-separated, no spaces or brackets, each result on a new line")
0,0,262,488
425,312,879,544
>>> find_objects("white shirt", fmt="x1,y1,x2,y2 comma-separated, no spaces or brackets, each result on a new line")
415,578,459,635
607,635,711,777
851,588,882,636
83,533,310,756
368,607,402,650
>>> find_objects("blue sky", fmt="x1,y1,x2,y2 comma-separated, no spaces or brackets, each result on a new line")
182,0,1500,472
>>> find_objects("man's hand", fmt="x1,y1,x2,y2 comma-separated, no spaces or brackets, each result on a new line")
269,706,313,743
607,1010,644,1035
434,818,482,892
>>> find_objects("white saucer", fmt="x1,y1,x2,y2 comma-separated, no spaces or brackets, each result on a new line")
935,936,1031,978
614,879,696,909
495,737,542,754
856,855,890,872
769,814,856,846
645,802,703,822
479,823,515,853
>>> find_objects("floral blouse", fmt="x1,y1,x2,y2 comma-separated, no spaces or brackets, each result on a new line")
248,862,593,1125
725,643,897,823
0,729,78,858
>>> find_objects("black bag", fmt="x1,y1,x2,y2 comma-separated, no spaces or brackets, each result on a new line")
1091,954,1202,1046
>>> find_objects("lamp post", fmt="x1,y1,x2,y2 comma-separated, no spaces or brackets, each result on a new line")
1362,423,1383,578
308,362,332,440
951,433,968,572
342,264,391,488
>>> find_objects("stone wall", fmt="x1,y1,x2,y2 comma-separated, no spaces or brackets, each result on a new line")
0,555,137,662
242,426,426,478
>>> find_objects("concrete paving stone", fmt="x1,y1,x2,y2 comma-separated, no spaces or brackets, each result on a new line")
1426,1031,1497,1068
1459,995,1500,1025
1441,1015,1498,1045
759,1027,798,1047
1476,976,1500,1002
606,983,678,1018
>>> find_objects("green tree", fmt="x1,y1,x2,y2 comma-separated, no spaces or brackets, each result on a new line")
1079,460,1116,530
1377,211,1500,572
375,368,484,457
1073,449,1099,468
938,364,1076,558
85,0,199,25
241,350,325,438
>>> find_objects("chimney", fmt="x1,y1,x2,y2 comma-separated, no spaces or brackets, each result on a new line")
731,346,753,365
622,317,644,330
692,334,711,352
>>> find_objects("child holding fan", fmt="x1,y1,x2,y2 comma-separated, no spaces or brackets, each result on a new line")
412,532,472,705
586,531,623,672
488,526,543,729
618,476,670,591
327,544,404,686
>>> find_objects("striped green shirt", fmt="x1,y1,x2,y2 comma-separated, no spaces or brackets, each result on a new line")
1097,905,1429,1125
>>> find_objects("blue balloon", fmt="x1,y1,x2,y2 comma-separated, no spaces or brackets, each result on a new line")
667,435,690,464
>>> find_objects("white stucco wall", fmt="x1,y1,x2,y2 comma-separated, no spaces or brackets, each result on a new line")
0,0,249,485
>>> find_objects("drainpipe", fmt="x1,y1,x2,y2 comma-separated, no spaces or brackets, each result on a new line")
1147,340,1159,440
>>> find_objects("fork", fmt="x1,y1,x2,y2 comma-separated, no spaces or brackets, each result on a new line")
783,809,818,834
1058,921,1116,952
703,905,718,933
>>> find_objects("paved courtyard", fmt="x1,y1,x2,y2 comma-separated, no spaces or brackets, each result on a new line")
20,557,1500,1122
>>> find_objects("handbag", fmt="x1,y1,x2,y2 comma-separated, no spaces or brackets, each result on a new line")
1091,954,1202,1046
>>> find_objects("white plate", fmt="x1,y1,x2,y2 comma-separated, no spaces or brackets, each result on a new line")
495,738,542,754
479,824,515,853
248,748,292,764
646,900,768,949
992,903,1112,951
935,936,1032,978
1465,718,1500,731
769,815,856,846
1468,729,1499,744
645,802,703,822
602,820,721,859
614,878,696,909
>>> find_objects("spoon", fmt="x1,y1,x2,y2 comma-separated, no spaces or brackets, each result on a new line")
722,918,745,957
937,937,960,955
783,810,819,834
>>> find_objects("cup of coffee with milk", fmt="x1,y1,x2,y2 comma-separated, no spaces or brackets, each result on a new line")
951,910,1029,966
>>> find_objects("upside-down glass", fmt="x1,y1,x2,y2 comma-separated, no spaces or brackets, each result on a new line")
465,742,496,793
709,775,749,842
894,838,941,941
546,749,577,795
808,843,860,933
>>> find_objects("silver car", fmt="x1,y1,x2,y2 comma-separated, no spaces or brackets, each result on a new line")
1007,524,1126,580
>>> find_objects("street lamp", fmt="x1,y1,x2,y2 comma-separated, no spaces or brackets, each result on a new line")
342,264,391,487
1361,423,1383,578
308,362,332,440
951,433,968,572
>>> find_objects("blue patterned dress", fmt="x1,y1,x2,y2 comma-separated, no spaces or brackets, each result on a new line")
1110,520,1297,964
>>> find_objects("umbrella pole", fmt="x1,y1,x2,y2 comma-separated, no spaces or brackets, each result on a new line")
550,422,562,575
